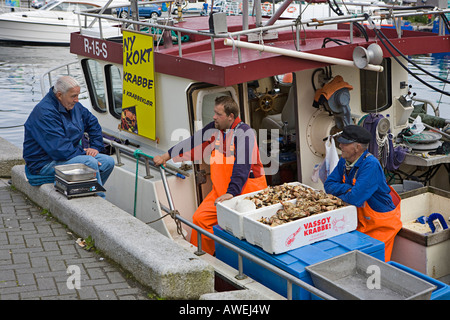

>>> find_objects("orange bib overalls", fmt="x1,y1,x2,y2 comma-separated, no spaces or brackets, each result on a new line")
343,166,402,261
190,124,267,255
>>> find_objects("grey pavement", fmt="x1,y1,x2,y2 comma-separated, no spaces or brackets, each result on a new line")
0,179,152,300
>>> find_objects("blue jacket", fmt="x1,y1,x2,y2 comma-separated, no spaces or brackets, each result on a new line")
324,150,395,213
23,88,103,174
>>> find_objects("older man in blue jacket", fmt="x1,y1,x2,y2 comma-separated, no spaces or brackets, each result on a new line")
324,125,402,261
23,76,114,196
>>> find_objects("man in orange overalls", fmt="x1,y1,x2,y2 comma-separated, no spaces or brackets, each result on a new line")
324,125,402,261
153,96,267,255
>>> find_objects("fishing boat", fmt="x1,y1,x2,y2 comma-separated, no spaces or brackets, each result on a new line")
16,0,450,300
0,0,130,45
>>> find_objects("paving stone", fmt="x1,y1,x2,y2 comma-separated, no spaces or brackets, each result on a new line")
0,182,153,300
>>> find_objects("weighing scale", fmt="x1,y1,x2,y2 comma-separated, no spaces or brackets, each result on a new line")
54,175,105,199
53,163,105,199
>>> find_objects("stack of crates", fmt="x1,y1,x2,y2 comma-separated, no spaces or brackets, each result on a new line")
214,226,384,300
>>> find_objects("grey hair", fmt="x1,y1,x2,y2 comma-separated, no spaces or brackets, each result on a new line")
357,142,369,150
53,76,80,94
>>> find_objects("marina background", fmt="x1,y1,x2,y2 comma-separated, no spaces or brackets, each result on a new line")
0,42,449,149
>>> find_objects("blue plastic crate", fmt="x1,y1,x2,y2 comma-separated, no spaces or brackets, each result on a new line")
214,225,384,300
388,261,450,300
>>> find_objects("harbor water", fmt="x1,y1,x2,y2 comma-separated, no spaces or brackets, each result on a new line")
0,44,81,147
0,43,449,148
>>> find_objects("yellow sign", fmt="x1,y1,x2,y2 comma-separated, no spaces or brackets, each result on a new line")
121,30,156,140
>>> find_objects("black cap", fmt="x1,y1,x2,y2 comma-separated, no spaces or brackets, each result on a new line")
336,125,372,144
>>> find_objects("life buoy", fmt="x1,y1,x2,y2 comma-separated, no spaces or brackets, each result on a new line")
262,2,272,13
287,6,296,13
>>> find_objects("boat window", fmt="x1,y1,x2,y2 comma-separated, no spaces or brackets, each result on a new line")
51,2,97,11
40,0,57,10
50,2,70,11
73,3,97,11
105,65,123,119
360,58,392,113
195,87,238,131
81,59,107,113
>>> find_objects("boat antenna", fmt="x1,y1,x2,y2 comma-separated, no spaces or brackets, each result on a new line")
373,19,450,84
366,15,450,96
327,0,368,41
437,68,450,111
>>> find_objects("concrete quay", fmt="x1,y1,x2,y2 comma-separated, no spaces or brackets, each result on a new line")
0,137,24,178
11,165,215,299
1,137,276,300
1,136,215,299
0,178,151,300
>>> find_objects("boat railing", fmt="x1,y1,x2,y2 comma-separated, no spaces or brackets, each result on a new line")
76,3,450,65
103,137,336,300
412,97,440,117
40,60,85,97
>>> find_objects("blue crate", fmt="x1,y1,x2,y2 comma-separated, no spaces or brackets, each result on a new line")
214,225,384,300
388,261,450,300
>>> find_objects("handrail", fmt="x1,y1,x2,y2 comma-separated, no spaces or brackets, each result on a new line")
412,97,440,117
155,148,335,300
103,136,335,299
76,6,450,37
103,137,188,178
75,5,450,65
159,204,336,300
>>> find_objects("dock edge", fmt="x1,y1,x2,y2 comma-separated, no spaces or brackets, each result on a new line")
11,165,215,299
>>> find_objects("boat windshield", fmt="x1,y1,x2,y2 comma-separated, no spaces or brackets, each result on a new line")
51,2,98,11
40,0,58,10
39,0,98,12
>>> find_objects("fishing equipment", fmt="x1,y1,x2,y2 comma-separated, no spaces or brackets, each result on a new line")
313,75,353,130
363,114,408,171
416,213,449,233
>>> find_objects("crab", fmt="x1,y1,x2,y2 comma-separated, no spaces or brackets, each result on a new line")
255,184,347,227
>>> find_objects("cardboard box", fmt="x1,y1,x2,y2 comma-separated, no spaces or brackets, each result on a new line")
243,202,357,254
216,182,302,239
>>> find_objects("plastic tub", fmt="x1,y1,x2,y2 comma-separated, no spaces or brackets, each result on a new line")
214,227,385,300
306,250,436,300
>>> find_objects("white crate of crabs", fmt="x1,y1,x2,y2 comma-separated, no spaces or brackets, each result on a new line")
243,185,357,254
217,182,357,253
217,182,302,239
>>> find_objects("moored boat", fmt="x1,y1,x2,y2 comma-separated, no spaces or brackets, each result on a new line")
22,0,450,299
0,0,129,45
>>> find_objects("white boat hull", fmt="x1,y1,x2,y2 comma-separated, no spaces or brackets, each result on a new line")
0,17,78,44
0,5,123,44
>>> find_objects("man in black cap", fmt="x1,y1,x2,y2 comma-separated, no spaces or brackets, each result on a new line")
324,125,402,261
